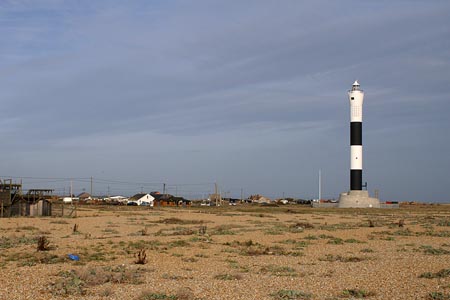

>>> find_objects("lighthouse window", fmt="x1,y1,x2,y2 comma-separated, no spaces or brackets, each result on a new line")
351,97,354,100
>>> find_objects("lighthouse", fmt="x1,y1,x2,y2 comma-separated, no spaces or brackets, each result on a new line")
339,81,380,208
349,80,363,190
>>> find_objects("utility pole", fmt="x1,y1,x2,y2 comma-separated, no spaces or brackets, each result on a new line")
214,182,218,206
70,180,73,198
240,188,243,203
318,169,322,201
90,176,93,197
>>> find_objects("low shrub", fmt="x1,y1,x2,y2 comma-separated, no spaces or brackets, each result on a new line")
50,265,149,296
37,236,50,251
342,289,376,298
137,292,178,300
270,289,312,299
427,292,450,300
419,269,450,279
214,273,242,280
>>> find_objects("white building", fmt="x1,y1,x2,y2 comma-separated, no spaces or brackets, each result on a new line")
128,193,155,206
108,195,129,204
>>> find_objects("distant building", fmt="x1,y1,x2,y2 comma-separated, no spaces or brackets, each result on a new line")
150,191,191,207
128,193,155,206
248,194,272,204
108,195,129,204
77,192,92,201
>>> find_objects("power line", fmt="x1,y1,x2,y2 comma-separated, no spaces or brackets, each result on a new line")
0,175,216,199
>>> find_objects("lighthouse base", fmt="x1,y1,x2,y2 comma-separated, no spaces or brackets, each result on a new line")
338,190,380,208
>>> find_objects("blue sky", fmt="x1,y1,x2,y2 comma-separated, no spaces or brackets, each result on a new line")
1,1,449,201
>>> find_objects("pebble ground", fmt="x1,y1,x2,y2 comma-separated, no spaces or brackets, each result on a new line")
0,204,449,300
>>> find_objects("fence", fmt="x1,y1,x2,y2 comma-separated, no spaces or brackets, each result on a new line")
51,203,78,217
312,202,399,209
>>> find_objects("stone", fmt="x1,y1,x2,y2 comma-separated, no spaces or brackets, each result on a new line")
338,190,380,208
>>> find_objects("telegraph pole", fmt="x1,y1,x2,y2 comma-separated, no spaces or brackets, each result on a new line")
318,169,322,201
214,182,218,206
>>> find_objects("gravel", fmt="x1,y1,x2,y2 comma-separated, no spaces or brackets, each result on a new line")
0,205,449,299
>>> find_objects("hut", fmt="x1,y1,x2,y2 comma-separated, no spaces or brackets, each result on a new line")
28,199,52,217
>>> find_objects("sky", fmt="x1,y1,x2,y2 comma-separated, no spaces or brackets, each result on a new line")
1,1,450,202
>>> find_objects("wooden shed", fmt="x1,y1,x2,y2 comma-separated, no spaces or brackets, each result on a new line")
28,200,52,217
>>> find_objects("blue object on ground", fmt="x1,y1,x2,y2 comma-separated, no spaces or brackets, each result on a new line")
68,254,80,261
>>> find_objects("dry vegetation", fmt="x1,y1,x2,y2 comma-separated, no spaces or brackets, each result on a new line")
0,204,449,299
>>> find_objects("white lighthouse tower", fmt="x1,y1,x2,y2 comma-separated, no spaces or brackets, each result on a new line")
349,80,363,190
339,81,380,208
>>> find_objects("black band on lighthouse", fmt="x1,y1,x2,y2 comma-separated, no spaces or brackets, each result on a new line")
350,122,362,145
350,170,362,190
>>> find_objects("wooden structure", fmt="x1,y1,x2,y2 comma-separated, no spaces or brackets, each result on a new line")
25,189,55,216
28,200,53,216
0,179,24,217
0,179,54,217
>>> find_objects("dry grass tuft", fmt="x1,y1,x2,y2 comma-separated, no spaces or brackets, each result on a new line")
50,265,149,296
426,292,450,300
141,227,149,236
198,225,207,235
214,273,242,280
341,288,376,298
319,254,367,263
137,291,178,300
176,287,195,300
135,249,147,264
419,269,450,279
270,289,312,299
157,218,204,225
290,222,314,229
37,236,50,251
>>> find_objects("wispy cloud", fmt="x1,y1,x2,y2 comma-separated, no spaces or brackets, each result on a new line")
0,1,449,201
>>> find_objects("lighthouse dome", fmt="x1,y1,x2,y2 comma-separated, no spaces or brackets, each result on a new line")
351,80,361,91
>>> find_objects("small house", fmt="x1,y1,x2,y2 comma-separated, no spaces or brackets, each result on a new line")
77,192,92,201
128,193,155,206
